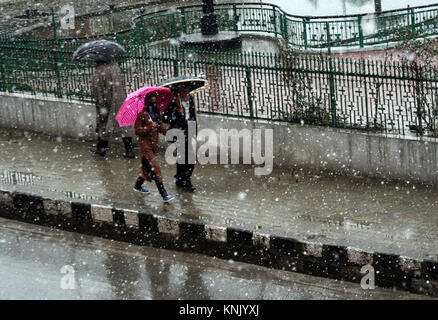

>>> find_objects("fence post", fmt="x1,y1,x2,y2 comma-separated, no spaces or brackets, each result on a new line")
53,50,62,98
233,4,238,31
326,22,337,126
109,4,115,32
49,8,62,97
51,8,57,43
302,18,308,49
325,21,331,47
413,61,423,136
328,57,337,126
358,15,364,48
410,8,416,33
181,7,187,35
173,48,179,77
115,32,120,45
272,6,277,37
0,56,6,92
246,67,254,118
282,14,288,40
132,13,140,49
362,60,370,129
138,14,145,47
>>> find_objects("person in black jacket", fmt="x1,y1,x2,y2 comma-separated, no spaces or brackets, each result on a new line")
163,86,197,192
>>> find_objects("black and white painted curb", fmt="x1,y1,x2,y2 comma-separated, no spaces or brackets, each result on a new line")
0,188,437,297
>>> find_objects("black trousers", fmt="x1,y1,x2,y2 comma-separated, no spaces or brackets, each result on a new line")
175,137,195,182
135,156,168,198
176,163,195,182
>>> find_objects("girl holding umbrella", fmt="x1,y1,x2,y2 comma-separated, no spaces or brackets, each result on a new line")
116,87,175,203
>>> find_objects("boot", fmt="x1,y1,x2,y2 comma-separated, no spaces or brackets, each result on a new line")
134,177,145,189
100,139,109,156
156,181,174,202
133,177,149,194
184,179,196,193
91,137,107,157
122,137,135,159
175,164,186,188
182,165,196,192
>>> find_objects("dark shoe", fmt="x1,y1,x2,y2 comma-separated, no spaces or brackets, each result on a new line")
163,195,175,203
124,149,135,159
133,186,150,194
90,138,107,157
184,180,196,192
90,147,106,157
175,178,185,188
156,181,169,198
122,137,135,159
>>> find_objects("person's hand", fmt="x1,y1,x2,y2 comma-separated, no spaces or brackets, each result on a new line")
151,122,157,128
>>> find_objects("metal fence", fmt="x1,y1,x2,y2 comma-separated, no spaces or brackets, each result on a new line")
2,2,438,50
1,43,437,137
1,2,438,137
134,2,438,49
0,3,438,49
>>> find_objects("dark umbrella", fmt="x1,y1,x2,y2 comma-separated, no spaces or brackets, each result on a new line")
72,40,126,62
157,76,209,95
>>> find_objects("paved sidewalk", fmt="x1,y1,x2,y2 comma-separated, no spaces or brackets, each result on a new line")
0,129,437,261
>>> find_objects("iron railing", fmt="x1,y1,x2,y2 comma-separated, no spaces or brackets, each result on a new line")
1,44,437,137
1,3,438,137
2,2,438,50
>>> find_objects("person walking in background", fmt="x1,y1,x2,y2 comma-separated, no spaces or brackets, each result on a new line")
90,60,135,158
133,93,174,203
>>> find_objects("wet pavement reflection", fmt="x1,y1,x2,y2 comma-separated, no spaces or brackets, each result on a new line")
0,217,430,300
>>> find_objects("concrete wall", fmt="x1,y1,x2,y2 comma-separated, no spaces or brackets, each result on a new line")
1,92,437,185
0,93,95,139
205,115,438,185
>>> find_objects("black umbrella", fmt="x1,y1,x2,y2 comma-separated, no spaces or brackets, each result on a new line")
72,40,126,62
157,76,209,95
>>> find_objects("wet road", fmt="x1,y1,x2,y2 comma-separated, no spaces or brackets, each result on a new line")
0,217,430,300
0,130,437,262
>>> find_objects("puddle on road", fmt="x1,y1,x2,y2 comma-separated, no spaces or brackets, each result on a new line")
0,169,98,201
0,169,41,186
298,212,372,231
48,189,99,202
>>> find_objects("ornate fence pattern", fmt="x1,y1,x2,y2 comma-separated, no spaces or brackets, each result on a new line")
1,3,438,137
2,2,438,50
1,44,437,137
